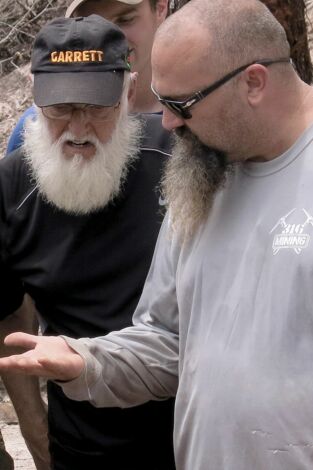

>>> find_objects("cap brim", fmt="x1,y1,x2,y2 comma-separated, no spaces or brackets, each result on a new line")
66,0,143,18
33,71,124,107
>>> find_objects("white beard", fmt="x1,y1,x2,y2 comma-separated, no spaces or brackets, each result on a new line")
23,106,142,215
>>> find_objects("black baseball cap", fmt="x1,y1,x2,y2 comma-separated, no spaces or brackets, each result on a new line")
31,15,131,107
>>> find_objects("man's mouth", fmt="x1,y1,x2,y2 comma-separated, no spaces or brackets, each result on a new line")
66,139,93,148
63,139,97,160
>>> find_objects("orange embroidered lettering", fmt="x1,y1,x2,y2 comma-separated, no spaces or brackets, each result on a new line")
50,50,104,63
58,51,66,63
73,51,82,62
82,51,90,61
65,51,73,62
89,50,97,61
51,51,58,62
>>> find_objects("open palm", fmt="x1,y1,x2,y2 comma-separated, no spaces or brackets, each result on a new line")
0,333,84,381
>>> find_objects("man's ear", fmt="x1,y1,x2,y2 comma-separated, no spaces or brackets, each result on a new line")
155,0,169,24
127,72,138,111
242,64,268,106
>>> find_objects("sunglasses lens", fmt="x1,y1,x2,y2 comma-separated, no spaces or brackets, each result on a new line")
151,85,192,118
162,101,184,118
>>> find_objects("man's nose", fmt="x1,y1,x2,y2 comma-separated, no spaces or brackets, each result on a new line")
161,107,185,132
67,109,89,137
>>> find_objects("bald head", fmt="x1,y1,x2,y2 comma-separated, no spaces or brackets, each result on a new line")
152,0,313,239
154,0,290,73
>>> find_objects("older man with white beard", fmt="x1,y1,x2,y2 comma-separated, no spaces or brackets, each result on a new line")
0,14,175,470
25,85,140,215
2,2,170,467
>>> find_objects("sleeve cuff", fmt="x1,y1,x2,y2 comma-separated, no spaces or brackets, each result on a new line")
53,336,103,401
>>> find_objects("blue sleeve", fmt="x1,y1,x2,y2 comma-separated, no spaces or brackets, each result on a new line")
6,106,37,156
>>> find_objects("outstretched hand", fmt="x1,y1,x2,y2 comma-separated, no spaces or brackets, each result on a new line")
0,333,84,381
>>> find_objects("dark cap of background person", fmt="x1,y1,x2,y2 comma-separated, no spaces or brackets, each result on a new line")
31,14,131,107
65,0,143,18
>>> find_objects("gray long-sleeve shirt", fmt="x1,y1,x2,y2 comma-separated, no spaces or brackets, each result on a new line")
61,122,313,469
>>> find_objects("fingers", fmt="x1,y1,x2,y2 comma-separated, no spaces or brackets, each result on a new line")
0,352,65,379
0,353,44,375
4,332,40,349
0,334,85,381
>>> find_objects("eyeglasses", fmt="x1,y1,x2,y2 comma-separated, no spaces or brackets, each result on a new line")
151,57,291,119
41,103,120,121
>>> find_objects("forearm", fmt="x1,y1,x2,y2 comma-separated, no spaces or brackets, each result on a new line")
60,325,178,408
59,216,180,408
0,295,38,352
0,299,45,407
0,297,50,470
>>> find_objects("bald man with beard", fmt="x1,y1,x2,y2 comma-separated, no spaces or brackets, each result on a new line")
3,0,313,469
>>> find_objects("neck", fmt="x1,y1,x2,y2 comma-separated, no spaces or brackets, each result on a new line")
249,80,313,162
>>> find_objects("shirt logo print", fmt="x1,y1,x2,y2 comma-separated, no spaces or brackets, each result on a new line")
270,208,313,255
158,196,167,207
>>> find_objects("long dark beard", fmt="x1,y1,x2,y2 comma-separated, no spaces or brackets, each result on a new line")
162,127,231,240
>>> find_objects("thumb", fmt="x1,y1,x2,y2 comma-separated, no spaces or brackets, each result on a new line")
4,332,40,349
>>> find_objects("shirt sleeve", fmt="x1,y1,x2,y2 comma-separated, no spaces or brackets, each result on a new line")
59,214,179,408
6,106,37,156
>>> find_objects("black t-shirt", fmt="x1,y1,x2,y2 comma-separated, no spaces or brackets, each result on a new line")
0,114,175,469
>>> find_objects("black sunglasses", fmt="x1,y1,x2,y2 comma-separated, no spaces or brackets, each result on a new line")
151,57,291,119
